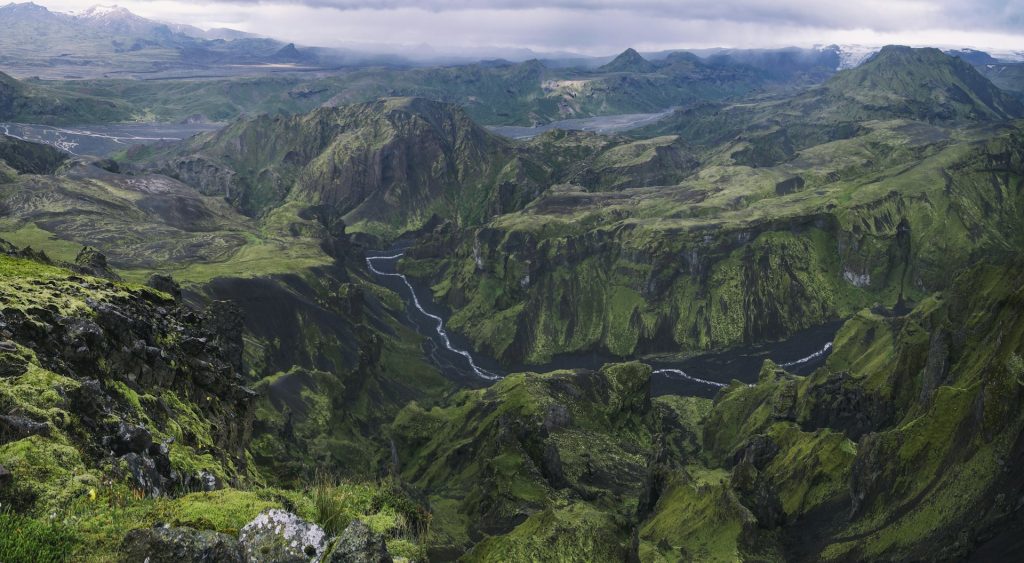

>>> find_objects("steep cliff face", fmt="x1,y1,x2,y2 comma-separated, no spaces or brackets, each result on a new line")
687,257,1024,561
383,258,1024,560
389,361,709,559
0,241,255,517
145,97,546,237
402,123,1024,366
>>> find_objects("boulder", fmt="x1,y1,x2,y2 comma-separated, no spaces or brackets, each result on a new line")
120,524,243,563
325,520,392,563
0,414,50,443
105,422,153,455
238,509,327,563
147,274,183,301
0,463,11,487
74,246,121,280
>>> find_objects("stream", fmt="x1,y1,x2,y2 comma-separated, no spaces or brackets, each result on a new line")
366,252,840,398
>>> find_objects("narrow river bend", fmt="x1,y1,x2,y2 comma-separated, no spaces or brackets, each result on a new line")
366,252,839,398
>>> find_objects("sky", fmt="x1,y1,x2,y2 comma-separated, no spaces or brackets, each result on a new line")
38,0,1024,56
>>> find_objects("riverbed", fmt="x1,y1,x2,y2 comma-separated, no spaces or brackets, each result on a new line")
366,251,839,398
0,122,223,157
487,108,677,140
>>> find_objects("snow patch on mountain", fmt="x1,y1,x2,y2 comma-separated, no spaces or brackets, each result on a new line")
834,45,879,70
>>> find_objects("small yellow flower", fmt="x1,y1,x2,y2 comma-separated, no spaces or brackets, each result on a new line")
88,488,97,501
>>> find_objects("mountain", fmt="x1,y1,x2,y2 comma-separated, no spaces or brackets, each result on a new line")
0,69,130,123
0,2,300,78
598,47,658,73
140,97,545,236
135,96,704,236
824,45,1024,121
5,12,1024,560
269,42,317,65
642,45,1024,154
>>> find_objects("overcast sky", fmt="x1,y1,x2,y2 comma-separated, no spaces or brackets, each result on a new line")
40,0,1024,56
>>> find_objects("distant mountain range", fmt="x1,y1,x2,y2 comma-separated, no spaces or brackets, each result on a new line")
3,2,1024,83
0,2,323,79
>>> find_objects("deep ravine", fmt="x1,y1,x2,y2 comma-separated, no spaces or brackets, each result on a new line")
366,251,840,396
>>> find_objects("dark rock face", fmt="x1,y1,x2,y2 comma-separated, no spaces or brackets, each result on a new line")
0,414,51,443
120,524,244,563
0,245,256,500
848,432,887,518
74,246,121,280
732,434,780,470
105,422,153,456
238,509,328,563
147,274,182,301
326,520,393,563
801,372,888,441
0,341,28,377
201,300,245,373
731,460,785,529
919,328,951,405
775,176,805,195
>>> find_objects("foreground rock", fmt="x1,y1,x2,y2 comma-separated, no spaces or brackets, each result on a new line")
120,525,243,563
325,520,392,563
238,509,328,563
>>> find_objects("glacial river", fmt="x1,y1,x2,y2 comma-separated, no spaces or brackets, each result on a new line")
366,252,839,398
0,122,222,157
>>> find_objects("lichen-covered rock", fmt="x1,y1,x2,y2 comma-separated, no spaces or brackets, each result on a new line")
238,509,327,563
0,341,28,377
147,274,182,301
0,414,51,443
325,520,392,563
74,246,121,280
120,524,243,563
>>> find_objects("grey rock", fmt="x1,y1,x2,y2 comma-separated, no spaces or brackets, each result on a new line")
543,403,572,431
0,414,51,443
147,274,182,301
75,246,121,281
120,524,243,563
238,509,327,563
107,422,153,455
0,348,28,377
121,452,169,497
326,520,392,563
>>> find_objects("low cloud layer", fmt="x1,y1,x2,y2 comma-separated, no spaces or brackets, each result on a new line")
44,0,1024,55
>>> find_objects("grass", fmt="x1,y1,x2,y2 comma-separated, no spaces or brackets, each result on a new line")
0,511,79,563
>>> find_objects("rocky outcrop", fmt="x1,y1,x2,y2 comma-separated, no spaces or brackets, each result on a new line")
74,246,121,281
121,525,244,563
0,243,256,502
238,509,328,563
799,372,887,441
325,520,392,563
147,274,182,301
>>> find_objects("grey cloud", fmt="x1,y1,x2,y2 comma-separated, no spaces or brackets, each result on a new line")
138,0,1024,33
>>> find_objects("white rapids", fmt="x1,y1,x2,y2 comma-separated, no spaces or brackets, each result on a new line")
778,341,833,368
651,368,729,388
365,253,500,381
366,252,835,389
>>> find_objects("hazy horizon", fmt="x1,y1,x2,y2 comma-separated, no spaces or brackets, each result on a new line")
22,0,1024,59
